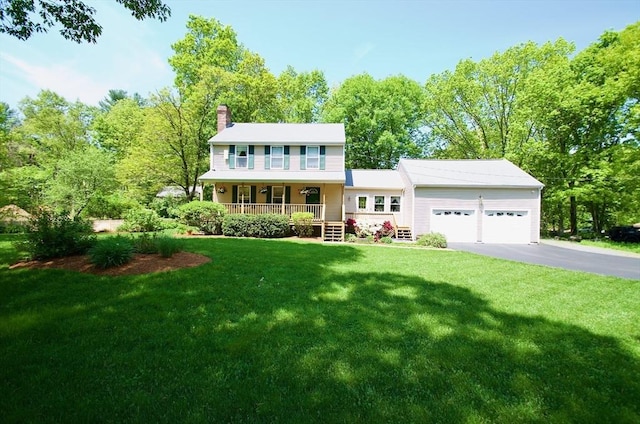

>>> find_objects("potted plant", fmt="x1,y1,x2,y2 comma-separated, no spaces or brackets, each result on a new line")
260,186,268,194
217,186,226,193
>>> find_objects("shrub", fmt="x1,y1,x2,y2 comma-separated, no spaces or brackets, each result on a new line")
131,232,158,254
83,193,138,219
416,232,448,249
345,218,357,234
119,208,164,232
155,235,182,258
377,221,395,238
16,210,96,260
380,236,393,244
89,236,134,269
150,196,185,219
292,212,314,237
222,214,290,238
177,201,226,234
345,233,357,243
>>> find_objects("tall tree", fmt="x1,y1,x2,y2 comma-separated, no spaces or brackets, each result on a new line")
323,73,427,169
423,40,574,166
0,0,170,43
92,97,146,158
276,66,328,123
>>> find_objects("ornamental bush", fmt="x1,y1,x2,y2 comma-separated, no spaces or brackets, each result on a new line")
222,214,290,238
119,208,164,232
17,210,96,260
416,232,448,249
89,236,134,269
292,212,314,237
177,201,226,235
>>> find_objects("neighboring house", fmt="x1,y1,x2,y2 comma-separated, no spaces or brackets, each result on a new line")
198,105,543,243
156,185,202,198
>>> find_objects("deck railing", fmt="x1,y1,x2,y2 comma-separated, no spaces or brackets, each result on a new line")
221,203,324,222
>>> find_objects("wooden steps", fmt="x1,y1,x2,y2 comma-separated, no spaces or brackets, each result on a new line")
324,222,344,242
395,226,413,240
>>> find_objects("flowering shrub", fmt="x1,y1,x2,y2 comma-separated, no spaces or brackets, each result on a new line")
375,221,395,240
345,218,357,234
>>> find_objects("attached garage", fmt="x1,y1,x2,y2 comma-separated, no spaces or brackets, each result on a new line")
398,159,544,244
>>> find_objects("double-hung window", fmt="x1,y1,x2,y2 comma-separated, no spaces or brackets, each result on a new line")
358,196,367,211
390,196,400,212
374,196,385,212
236,145,248,168
271,146,284,169
237,186,251,203
306,146,320,169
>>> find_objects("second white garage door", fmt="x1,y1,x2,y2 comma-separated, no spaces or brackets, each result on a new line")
482,210,530,243
430,209,477,242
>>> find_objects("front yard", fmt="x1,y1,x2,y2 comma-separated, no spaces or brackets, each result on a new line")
1,235,639,422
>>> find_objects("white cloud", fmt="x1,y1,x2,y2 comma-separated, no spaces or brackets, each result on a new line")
0,52,111,105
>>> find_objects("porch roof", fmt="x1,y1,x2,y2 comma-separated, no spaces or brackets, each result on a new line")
199,170,345,183
345,169,403,190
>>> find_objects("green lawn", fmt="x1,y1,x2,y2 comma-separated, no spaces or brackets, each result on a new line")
1,235,639,423
580,238,640,254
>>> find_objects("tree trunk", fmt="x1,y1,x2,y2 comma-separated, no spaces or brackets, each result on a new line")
570,195,577,235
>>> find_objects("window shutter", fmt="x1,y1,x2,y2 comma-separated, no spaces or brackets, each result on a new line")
284,146,290,170
228,145,235,169
285,186,291,204
300,146,306,170
250,185,257,202
232,185,238,202
320,146,326,170
266,185,272,203
264,146,270,169
248,145,255,169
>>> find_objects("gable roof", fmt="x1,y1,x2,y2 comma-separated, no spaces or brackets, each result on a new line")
345,169,404,189
209,123,345,145
398,159,543,188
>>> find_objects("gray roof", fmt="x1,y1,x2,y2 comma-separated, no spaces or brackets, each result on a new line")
209,123,345,145
399,159,543,188
345,169,404,189
199,170,345,183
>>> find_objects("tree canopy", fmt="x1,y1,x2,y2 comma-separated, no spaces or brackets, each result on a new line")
0,0,170,43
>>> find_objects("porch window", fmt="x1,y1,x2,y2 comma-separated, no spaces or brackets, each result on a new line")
236,145,248,168
374,196,385,212
358,196,367,211
390,196,400,212
271,146,284,169
237,186,251,203
306,146,320,169
272,186,284,204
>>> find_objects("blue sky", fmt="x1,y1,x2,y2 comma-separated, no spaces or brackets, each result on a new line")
0,0,638,110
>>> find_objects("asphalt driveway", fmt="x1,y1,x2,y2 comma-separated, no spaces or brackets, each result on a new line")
448,241,640,280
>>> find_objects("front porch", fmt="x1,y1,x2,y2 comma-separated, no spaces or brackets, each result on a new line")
221,203,325,222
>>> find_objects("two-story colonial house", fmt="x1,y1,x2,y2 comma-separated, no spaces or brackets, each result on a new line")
198,105,544,244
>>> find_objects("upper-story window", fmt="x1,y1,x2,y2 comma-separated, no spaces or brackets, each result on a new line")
271,146,284,169
236,145,248,168
306,146,320,169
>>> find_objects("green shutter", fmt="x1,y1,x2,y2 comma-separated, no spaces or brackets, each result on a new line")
228,145,235,169
284,146,290,170
232,185,238,202
264,146,270,169
248,145,255,169
320,146,326,170
266,185,272,203
285,186,291,204
300,146,306,170
250,185,257,202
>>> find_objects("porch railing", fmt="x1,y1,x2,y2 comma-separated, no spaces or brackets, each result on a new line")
221,203,324,222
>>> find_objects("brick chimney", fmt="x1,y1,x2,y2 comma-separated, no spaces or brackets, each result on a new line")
217,104,232,133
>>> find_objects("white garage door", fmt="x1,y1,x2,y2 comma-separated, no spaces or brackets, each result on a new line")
482,210,530,243
430,209,477,242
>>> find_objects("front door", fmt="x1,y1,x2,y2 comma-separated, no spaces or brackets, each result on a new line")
305,187,320,204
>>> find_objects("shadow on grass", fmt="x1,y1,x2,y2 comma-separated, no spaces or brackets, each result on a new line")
1,238,639,423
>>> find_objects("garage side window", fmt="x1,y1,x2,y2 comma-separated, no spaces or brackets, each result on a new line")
390,196,400,212
374,196,384,212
